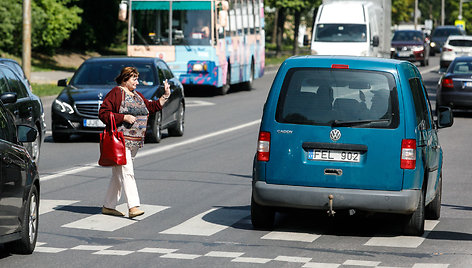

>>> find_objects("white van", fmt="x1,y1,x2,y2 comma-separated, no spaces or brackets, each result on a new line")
310,0,390,58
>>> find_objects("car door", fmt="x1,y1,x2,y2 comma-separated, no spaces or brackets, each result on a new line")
0,105,25,236
0,66,34,128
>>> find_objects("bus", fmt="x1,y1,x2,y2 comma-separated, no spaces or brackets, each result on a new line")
123,0,265,95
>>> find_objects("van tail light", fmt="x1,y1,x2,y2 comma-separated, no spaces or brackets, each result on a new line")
401,139,416,169
257,131,270,161
441,78,454,89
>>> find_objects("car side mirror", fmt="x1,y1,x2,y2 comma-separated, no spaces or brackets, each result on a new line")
436,106,454,128
58,79,68,87
372,35,379,47
17,125,37,143
0,92,18,104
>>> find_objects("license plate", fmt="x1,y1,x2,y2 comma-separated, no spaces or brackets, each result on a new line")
398,51,411,57
83,119,105,128
308,149,360,163
464,82,472,88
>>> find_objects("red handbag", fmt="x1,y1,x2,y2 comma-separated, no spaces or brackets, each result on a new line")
98,113,127,166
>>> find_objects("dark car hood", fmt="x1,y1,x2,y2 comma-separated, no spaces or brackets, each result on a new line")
57,85,158,103
391,41,423,47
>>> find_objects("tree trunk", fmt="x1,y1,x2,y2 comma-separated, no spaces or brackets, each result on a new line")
292,10,301,55
276,8,286,57
271,8,278,45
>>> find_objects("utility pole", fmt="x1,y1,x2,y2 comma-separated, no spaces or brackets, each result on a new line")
441,0,445,25
414,0,418,30
22,0,31,80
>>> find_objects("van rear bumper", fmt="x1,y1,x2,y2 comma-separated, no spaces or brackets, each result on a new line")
253,181,420,214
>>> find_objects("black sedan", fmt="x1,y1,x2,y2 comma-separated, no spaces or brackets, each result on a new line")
391,30,430,66
52,57,185,142
0,60,46,163
437,56,472,113
0,95,40,254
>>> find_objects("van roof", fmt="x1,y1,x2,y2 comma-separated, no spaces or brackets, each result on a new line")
318,2,366,23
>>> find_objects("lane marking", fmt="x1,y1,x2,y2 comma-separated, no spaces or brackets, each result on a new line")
41,119,260,182
303,263,340,268
160,208,248,236
232,257,272,264
92,250,134,256
205,251,245,258
343,260,381,266
71,245,112,251
40,199,80,215
34,247,68,253
262,231,321,243
274,256,312,263
186,100,215,107
137,248,178,254
364,220,439,248
62,204,168,232
160,253,201,259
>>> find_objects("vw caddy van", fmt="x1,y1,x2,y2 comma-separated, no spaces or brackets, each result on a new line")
252,56,453,236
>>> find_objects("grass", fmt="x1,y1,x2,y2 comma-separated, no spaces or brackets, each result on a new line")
31,83,63,97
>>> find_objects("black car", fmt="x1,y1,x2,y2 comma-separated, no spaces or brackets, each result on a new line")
437,56,472,113
0,61,46,163
391,30,430,66
430,25,466,55
0,95,40,254
52,57,185,142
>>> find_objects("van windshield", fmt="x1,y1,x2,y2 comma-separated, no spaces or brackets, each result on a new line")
276,68,399,128
315,24,367,42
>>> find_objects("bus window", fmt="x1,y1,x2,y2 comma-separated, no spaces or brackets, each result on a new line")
248,0,255,34
132,9,170,45
254,0,260,34
242,0,248,35
229,1,236,37
172,9,211,45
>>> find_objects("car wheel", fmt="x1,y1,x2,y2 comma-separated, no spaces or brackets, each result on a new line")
216,64,230,95
251,195,275,229
426,174,442,220
30,128,41,164
168,102,184,137
148,111,162,143
403,188,425,236
52,130,69,143
8,184,39,254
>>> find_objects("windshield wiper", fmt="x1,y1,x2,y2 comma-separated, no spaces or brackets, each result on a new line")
331,119,390,127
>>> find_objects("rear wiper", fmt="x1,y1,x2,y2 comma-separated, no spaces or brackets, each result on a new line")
331,119,390,127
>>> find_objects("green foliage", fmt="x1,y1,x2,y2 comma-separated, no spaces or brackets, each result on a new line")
392,0,415,25
31,83,63,97
0,0,82,55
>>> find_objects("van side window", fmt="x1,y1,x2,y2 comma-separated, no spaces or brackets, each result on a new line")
408,78,431,128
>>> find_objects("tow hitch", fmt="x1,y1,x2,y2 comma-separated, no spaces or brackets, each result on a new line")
327,194,336,217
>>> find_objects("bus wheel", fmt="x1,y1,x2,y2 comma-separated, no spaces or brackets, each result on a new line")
216,65,230,95
243,60,255,91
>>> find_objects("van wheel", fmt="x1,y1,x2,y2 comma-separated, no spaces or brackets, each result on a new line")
148,111,162,143
251,195,275,229
8,185,39,254
403,188,425,236
426,174,442,220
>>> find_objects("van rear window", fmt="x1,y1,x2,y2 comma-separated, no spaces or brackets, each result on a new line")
275,68,399,128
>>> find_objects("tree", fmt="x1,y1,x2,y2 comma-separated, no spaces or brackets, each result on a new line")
391,0,415,25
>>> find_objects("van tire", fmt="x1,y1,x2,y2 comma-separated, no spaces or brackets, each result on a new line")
426,174,442,220
251,195,274,229
403,188,425,236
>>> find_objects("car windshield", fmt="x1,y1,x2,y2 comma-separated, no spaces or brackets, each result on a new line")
315,24,367,42
392,31,423,42
451,61,472,74
276,68,398,128
70,62,156,86
433,28,463,37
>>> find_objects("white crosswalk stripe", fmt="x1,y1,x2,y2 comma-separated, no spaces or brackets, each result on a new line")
61,204,169,231
40,199,80,215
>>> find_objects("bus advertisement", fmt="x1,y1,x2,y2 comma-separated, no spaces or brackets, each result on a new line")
124,0,265,95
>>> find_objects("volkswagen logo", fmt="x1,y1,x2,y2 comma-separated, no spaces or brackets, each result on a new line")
330,129,341,142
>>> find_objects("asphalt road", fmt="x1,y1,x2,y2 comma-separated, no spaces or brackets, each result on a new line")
1,56,471,267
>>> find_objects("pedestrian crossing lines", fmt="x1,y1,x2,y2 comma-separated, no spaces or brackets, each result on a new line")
40,199,438,249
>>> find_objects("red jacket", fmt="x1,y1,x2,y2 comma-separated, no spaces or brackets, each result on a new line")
99,86,162,127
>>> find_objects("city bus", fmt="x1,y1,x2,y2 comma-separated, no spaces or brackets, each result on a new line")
123,0,265,94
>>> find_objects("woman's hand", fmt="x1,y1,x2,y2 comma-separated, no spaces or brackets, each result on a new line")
123,114,136,124
163,79,171,99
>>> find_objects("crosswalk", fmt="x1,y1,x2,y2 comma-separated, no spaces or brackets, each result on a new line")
36,199,450,267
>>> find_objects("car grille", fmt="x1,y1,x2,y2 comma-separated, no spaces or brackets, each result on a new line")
75,101,102,118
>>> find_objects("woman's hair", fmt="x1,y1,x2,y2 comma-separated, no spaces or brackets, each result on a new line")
115,67,139,85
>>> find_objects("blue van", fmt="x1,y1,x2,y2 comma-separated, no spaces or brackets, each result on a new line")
252,56,453,236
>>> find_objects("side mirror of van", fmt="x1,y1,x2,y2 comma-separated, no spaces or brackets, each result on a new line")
372,35,379,47
436,106,453,128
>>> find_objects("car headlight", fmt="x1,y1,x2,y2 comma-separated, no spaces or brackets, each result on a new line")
430,42,436,48
412,46,424,52
53,99,74,114
390,47,396,52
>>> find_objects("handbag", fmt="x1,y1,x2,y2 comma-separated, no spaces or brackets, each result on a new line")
98,113,127,166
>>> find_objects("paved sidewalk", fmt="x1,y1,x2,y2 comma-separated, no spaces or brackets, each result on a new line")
30,71,74,84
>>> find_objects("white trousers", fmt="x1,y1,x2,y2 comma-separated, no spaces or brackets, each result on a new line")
103,147,140,210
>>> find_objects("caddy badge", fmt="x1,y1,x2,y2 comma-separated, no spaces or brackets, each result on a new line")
330,129,341,141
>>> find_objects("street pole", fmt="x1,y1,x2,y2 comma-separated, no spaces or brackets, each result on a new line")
22,0,31,80
441,0,445,25
459,0,463,19
414,0,418,30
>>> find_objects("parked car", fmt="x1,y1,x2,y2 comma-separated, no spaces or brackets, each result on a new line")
437,56,472,113
0,61,46,163
52,57,185,142
391,30,430,66
0,95,40,254
430,25,466,55
439,35,472,69
252,56,453,236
